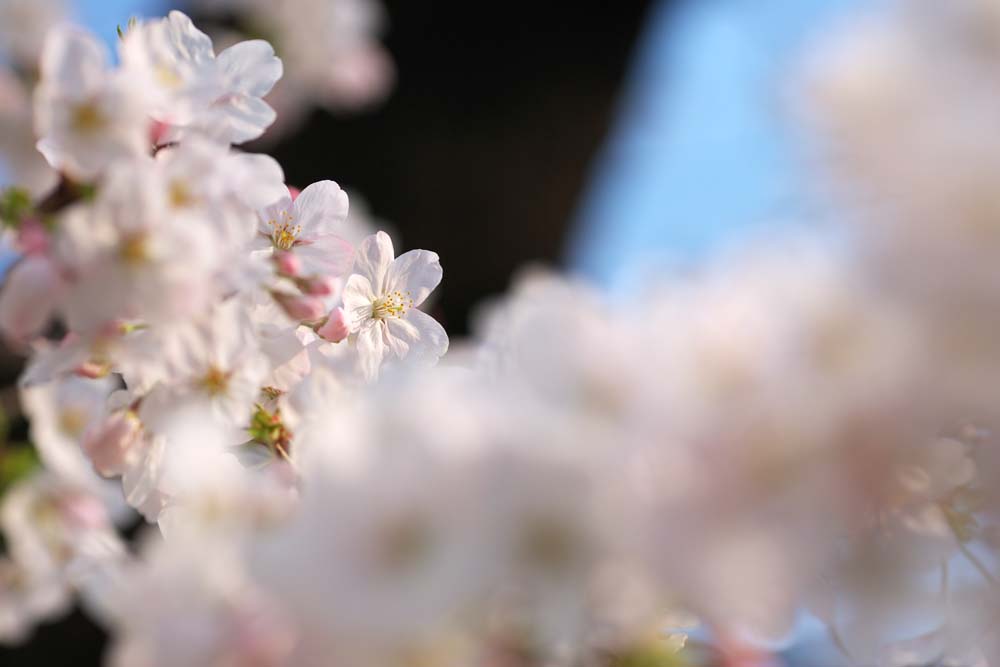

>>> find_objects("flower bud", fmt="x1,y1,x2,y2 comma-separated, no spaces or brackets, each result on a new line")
302,275,337,296
273,291,326,322
274,251,301,277
316,307,349,343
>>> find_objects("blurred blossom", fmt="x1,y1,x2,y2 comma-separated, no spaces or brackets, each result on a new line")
6,2,1000,665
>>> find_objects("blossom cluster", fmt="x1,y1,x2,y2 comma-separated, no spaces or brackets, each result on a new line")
2,2,1000,666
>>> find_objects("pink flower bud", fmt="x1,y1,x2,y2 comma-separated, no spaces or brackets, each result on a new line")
150,120,171,147
82,411,142,477
316,307,350,343
302,275,337,296
273,292,326,322
274,251,301,277
287,186,301,201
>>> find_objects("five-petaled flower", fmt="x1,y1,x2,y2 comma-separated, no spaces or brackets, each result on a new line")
342,231,448,381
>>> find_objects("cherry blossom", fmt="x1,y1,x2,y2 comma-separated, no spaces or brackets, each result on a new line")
342,231,448,380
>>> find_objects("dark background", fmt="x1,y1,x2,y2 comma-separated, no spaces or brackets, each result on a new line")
0,0,662,664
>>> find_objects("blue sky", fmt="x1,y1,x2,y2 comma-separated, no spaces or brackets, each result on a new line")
568,0,864,288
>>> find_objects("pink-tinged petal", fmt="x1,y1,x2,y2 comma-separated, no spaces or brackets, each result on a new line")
217,40,283,98
353,231,394,294
385,309,449,366
0,257,63,342
295,234,354,277
40,26,108,95
386,249,442,307
356,321,388,381
342,274,376,331
293,180,349,237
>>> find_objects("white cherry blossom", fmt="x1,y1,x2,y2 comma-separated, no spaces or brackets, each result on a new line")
256,180,354,279
33,26,149,180
121,10,282,145
342,231,448,380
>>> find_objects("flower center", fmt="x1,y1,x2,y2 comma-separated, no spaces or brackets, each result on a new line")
371,290,414,319
119,233,150,266
169,179,195,208
200,366,230,396
58,407,89,437
155,64,183,89
71,101,107,134
266,211,301,251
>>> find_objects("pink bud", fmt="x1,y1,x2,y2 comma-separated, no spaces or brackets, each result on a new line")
150,120,171,147
274,251,301,277
287,186,301,201
273,292,326,322
302,275,337,296
82,411,142,477
316,307,350,343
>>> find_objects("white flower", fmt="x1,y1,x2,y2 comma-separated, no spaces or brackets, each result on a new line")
256,180,354,278
121,11,283,144
20,376,127,508
33,26,149,181
55,158,224,334
0,471,126,640
156,298,271,430
342,231,448,380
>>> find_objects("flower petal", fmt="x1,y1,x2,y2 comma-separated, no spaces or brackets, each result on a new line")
204,93,276,144
163,11,215,65
216,40,283,98
342,274,376,331
385,309,449,367
386,249,442,307
352,231,394,295
40,26,108,96
356,321,387,382
229,153,287,210
293,180,349,237
295,234,354,277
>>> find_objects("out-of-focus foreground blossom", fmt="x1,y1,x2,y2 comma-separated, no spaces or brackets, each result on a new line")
4,2,1000,667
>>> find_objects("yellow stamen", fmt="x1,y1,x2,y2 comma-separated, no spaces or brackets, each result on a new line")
70,101,106,134
371,290,414,319
266,211,301,250
119,234,150,266
200,366,230,396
